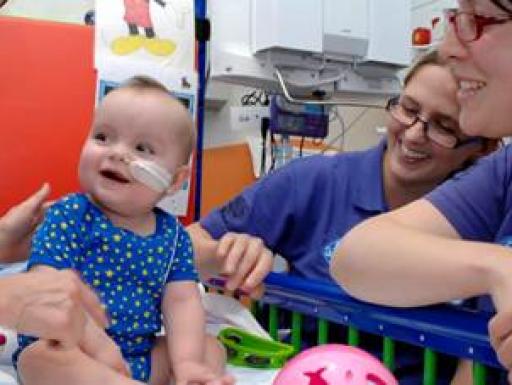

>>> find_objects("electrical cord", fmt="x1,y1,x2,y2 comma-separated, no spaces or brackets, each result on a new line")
241,89,269,106
260,118,270,177
321,107,370,154
299,136,305,157
269,133,277,172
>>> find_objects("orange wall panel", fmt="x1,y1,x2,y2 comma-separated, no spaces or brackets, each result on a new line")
201,143,256,217
0,16,96,214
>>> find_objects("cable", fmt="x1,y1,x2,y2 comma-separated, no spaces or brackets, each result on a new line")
260,117,270,177
269,133,277,172
241,89,270,106
299,136,305,157
321,107,370,154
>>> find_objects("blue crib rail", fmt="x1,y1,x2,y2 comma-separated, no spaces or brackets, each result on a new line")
211,272,499,368
262,272,499,367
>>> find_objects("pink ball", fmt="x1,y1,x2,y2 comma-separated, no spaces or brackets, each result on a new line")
273,344,398,385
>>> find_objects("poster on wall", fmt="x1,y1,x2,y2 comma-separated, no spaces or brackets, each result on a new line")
95,0,195,75
95,0,197,217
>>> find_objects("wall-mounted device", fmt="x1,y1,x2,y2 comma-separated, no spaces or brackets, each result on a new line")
270,95,329,138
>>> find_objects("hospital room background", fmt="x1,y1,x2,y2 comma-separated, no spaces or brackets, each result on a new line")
0,1,499,384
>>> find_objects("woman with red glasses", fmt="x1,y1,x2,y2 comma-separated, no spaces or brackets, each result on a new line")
332,0,512,382
190,48,499,384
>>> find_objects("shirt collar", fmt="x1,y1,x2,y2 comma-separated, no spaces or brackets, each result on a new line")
352,138,389,213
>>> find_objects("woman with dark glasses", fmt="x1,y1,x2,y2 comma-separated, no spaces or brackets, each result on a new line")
332,0,512,382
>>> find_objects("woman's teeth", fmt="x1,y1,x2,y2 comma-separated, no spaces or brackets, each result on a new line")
458,80,485,98
401,143,428,160
459,80,485,91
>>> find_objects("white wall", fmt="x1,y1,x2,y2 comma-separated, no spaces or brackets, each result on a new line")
0,0,93,24
411,0,456,43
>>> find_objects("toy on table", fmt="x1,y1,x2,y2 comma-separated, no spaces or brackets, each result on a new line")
218,327,295,369
273,344,398,385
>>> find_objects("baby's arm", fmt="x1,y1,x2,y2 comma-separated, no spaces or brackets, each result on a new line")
162,281,223,385
163,281,205,367
79,311,130,377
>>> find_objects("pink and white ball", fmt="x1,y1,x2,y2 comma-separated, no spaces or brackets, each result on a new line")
273,344,398,385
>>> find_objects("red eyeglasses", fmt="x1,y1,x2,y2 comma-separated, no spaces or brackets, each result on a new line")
444,8,512,42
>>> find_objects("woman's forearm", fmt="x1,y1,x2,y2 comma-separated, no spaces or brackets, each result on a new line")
0,275,24,327
331,214,510,307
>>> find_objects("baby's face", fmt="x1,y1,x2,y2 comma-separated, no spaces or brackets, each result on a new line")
78,88,190,217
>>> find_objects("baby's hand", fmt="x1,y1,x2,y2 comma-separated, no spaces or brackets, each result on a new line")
174,361,235,385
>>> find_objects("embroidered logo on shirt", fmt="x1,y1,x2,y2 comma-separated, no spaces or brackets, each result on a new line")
221,196,249,220
322,238,341,264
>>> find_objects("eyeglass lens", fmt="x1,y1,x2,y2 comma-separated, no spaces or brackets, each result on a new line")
389,103,458,148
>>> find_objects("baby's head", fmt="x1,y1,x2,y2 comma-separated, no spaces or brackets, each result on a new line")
78,75,195,216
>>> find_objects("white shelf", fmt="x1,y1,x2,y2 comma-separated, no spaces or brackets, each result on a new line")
205,81,230,111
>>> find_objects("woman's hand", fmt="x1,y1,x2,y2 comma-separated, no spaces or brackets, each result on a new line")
203,232,273,298
189,224,273,299
1,269,108,347
0,184,51,262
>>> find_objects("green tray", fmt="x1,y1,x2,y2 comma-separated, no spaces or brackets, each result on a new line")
218,327,296,369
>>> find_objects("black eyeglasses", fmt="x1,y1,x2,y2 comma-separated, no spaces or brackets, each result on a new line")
386,97,481,149
444,8,512,42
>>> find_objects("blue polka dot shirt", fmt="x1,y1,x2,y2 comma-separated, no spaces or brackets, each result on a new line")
18,193,197,356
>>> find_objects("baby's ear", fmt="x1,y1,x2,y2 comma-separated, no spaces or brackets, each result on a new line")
165,165,190,195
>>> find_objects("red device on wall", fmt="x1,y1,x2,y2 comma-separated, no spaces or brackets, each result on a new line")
412,27,431,46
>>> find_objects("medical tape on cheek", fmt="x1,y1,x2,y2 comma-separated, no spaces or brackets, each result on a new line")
128,159,173,193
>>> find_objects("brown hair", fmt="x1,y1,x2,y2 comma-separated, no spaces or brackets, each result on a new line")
403,49,441,87
491,0,512,14
403,50,500,165
118,75,196,165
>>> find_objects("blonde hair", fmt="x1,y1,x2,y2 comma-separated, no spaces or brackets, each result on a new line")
117,75,196,165
403,49,442,87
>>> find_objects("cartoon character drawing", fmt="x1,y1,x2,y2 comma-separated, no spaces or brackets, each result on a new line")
112,0,175,56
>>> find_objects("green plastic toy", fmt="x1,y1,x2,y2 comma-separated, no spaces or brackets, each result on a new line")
218,327,296,369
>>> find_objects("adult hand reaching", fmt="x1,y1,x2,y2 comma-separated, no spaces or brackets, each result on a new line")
189,223,273,299
0,183,51,262
0,269,108,348
214,232,273,297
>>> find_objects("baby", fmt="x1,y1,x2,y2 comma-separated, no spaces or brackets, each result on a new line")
14,76,234,385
